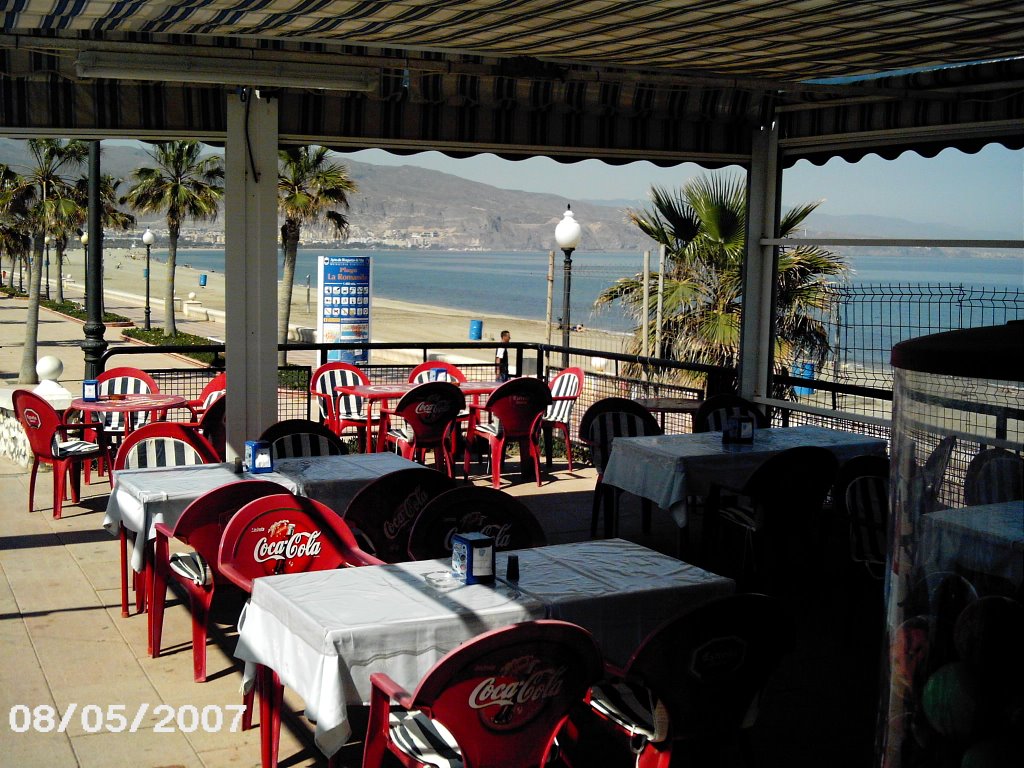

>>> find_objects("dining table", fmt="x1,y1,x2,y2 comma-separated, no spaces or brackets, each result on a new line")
70,392,188,435
337,379,504,452
233,537,734,758
601,424,889,529
103,452,425,573
920,499,1024,587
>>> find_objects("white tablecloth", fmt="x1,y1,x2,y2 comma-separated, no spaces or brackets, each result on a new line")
920,500,1024,586
602,425,888,526
103,453,423,571
234,539,734,757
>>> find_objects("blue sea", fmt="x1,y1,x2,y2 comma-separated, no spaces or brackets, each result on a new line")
160,248,1024,334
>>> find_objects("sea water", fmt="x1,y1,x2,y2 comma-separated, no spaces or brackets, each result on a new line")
160,248,1023,335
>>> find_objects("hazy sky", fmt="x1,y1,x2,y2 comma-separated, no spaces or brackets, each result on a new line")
339,144,1023,239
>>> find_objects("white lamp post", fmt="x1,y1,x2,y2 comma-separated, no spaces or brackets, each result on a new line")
79,232,88,302
555,205,582,368
142,228,155,331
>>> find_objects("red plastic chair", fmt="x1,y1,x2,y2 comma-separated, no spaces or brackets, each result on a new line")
184,371,226,418
149,480,289,681
382,382,465,476
541,367,584,472
87,366,162,475
561,594,792,768
13,389,105,519
343,468,457,563
463,378,552,489
310,361,378,448
359,620,603,768
407,361,467,384
113,422,221,617
217,493,383,768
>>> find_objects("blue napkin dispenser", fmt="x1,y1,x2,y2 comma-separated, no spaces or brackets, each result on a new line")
722,415,755,445
451,532,495,585
244,440,274,473
82,379,99,402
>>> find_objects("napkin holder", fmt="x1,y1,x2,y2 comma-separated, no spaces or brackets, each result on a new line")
451,532,495,585
722,415,755,445
82,379,99,402
243,440,274,473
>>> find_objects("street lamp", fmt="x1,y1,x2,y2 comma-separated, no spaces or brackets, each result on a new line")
554,205,582,367
43,234,51,300
142,228,155,331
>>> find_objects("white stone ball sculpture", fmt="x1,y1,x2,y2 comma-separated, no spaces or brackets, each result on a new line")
36,355,64,382
188,291,197,300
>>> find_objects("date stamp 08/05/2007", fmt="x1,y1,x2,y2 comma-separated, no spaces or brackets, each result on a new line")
8,704,247,734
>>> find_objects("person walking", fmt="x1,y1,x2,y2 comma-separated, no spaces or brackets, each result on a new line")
495,330,511,381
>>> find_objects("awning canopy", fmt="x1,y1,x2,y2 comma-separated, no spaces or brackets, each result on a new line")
1,2,1021,167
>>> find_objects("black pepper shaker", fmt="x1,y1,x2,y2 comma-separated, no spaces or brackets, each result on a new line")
505,554,520,583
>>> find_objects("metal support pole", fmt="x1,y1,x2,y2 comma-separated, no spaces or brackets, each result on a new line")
44,239,50,300
561,247,573,368
82,141,107,381
144,243,152,330
545,250,554,347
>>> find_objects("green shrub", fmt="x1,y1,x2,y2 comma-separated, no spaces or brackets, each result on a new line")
122,328,224,366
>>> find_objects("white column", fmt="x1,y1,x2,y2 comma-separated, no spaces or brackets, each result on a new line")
738,122,780,399
224,92,279,459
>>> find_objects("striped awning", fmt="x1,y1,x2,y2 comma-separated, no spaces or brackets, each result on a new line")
1,2,1022,166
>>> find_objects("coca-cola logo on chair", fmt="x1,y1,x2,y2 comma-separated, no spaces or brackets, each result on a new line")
23,408,42,429
414,394,455,424
252,518,323,575
467,655,566,732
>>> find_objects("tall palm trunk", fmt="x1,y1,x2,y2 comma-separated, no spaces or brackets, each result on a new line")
277,226,299,366
18,236,44,383
54,245,65,303
5,253,13,289
164,223,179,335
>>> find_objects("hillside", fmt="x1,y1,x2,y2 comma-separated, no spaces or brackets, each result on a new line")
0,139,1012,255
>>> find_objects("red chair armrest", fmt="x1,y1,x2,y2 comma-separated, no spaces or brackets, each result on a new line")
154,522,173,539
346,550,386,567
369,672,414,708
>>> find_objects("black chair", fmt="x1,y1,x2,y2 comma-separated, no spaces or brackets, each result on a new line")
406,486,547,560
692,393,769,433
834,454,890,580
259,418,348,460
704,446,839,593
342,468,457,562
562,593,792,768
578,397,663,538
963,446,1023,506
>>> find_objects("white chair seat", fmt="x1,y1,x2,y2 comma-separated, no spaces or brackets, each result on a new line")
168,551,212,587
55,439,101,457
387,426,415,443
475,421,501,438
589,681,669,744
388,709,462,768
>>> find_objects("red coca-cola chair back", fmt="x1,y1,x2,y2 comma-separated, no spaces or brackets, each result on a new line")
483,378,552,438
406,486,547,560
217,494,382,592
391,381,465,447
342,468,456,563
363,620,602,768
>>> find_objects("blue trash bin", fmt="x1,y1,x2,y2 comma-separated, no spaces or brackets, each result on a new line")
469,319,483,340
792,362,815,395
199,273,207,287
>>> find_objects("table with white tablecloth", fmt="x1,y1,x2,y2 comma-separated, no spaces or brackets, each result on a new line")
920,500,1024,586
602,425,888,527
233,538,734,757
103,452,423,571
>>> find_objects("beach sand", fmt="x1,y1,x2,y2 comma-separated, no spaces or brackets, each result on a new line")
56,247,630,366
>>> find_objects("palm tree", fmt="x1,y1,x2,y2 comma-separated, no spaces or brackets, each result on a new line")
597,174,846,397
11,139,88,384
123,141,223,336
277,146,356,364
0,163,30,292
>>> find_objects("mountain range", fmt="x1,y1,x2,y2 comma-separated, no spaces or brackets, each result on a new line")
0,138,1011,254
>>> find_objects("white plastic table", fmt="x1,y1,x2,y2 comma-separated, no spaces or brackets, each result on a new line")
602,425,888,527
233,538,734,757
103,452,424,571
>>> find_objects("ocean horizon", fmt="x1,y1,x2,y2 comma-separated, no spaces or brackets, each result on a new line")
145,247,1024,334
